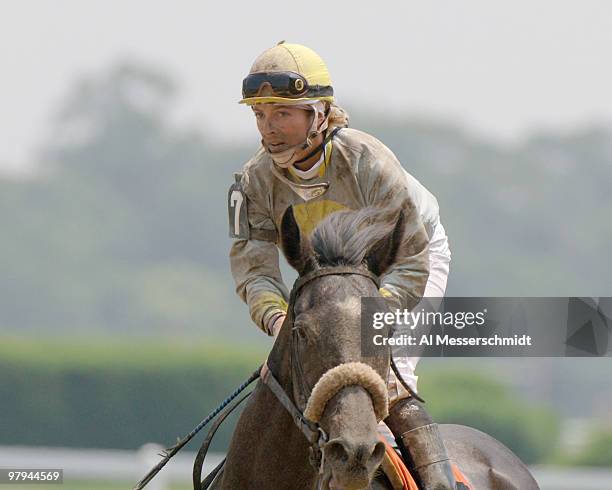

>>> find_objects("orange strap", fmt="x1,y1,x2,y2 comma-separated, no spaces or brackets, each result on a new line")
379,436,419,490
452,463,473,488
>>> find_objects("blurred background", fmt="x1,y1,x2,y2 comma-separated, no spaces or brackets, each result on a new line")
1,1,611,488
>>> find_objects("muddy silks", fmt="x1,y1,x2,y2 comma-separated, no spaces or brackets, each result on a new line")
229,127,436,335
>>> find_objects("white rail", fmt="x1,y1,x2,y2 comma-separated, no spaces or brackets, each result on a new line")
0,445,611,489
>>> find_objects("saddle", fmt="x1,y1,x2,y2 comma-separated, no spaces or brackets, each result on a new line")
379,436,472,490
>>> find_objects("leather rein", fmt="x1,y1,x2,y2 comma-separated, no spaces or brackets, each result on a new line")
260,265,381,481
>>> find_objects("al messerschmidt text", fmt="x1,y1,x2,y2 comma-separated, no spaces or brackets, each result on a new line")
372,334,532,347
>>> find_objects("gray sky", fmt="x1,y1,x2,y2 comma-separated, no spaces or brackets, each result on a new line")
1,0,611,174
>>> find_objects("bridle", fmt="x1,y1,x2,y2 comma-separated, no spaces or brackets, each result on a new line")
260,265,385,486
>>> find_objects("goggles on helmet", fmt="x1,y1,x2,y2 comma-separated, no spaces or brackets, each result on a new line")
242,71,333,100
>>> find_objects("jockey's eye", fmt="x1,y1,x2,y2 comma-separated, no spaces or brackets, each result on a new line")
254,112,264,120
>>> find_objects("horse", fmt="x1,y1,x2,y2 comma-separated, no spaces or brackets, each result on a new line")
204,205,539,490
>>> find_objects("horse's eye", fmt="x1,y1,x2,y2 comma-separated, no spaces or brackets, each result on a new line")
293,325,309,342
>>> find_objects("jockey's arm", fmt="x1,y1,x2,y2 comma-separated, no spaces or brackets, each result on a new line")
358,141,431,311
230,238,289,335
364,145,451,396
229,172,289,336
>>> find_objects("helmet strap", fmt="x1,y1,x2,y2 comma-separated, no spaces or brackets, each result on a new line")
294,126,341,164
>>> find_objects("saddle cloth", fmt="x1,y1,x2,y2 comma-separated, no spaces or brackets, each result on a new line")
379,436,472,489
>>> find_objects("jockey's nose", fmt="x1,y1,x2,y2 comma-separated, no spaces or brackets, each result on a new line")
325,437,386,470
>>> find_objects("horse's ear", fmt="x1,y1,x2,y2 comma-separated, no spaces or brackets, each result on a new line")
280,206,316,275
365,208,406,277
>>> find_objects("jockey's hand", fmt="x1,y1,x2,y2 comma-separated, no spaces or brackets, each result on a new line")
270,313,286,337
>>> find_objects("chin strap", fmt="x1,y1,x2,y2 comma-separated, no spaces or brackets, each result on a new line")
265,139,310,168
269,127,343,201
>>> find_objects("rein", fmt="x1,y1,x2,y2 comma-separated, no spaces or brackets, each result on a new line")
260,265,381,482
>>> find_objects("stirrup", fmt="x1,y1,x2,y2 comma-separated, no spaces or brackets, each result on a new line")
399,423,457,490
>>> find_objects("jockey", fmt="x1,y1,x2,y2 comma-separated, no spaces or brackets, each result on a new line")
228,41,456,489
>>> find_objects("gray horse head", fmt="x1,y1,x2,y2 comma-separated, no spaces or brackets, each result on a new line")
278,205,408,490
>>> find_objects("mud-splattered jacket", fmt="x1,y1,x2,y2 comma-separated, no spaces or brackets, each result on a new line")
229,127,451,335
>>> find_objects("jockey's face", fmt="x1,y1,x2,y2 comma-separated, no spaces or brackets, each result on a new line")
252,104,323,155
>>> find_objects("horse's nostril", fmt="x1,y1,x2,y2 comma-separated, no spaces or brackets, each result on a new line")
326,439,386,467
326,439,349,463
357,441,386,466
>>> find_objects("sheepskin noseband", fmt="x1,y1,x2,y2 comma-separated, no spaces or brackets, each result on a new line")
303,362,389,423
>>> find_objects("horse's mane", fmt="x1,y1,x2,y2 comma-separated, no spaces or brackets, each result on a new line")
309,207,398,267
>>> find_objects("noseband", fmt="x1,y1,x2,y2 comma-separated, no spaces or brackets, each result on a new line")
260,265,387,483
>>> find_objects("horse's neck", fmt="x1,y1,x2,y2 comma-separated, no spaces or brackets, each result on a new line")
220,333,317,489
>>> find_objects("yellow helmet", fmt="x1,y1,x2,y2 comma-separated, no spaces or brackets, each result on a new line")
239,41,334,105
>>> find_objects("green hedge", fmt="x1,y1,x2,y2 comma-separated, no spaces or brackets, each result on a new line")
0,337,266,451
418,368,561,464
